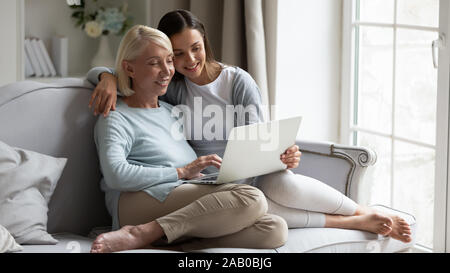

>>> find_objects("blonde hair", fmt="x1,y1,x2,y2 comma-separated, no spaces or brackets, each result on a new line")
115,25,173,96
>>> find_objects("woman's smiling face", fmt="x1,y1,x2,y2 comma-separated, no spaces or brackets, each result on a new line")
125,41,175,96
170,28,207,82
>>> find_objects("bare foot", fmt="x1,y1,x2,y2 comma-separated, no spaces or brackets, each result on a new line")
387,215,412,243
352,213,393,236
90,225,150,253
356,205,412,243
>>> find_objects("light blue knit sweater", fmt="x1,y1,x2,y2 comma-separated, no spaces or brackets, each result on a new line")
94,99,198,230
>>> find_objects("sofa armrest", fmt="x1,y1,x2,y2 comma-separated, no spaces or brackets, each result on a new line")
290,140,377,201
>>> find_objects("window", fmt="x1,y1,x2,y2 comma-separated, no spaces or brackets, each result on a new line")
341,0,439,250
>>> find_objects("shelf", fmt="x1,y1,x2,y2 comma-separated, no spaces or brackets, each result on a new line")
26,73,85,83
10,0,150,85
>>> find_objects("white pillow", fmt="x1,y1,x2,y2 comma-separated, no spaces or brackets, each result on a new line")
0,140,67,244
0,224,23,253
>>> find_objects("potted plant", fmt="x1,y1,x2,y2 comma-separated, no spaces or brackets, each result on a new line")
68,0,133,67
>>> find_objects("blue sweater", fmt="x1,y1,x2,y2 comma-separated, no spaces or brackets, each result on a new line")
94,99,198,230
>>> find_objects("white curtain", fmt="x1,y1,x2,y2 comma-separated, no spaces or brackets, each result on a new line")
221,0,246,70
244,0,269,109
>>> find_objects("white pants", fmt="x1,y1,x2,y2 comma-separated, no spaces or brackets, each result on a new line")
251,170,358,228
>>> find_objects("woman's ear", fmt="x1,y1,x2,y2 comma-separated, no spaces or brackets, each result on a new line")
122,60,135,78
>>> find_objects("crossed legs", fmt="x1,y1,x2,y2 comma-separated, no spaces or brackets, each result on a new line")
91,183,288,253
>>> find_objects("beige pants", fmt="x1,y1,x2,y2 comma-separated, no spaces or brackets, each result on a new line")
118,183,288,250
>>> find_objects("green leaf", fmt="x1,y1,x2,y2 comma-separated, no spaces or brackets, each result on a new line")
118,16,134,36
76,17,84,27
71,11,83,19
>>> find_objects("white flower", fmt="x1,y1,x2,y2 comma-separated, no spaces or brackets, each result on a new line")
84,21,103,38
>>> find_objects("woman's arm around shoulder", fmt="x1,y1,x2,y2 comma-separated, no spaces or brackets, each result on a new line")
86,66,178,116
86,67,116,86
87,67,120,117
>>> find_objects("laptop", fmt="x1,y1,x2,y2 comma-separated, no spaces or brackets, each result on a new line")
181,116,302,185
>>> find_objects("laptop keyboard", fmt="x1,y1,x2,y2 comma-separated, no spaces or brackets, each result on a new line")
182,175,218,184
201,176,218,181
195,180,216,184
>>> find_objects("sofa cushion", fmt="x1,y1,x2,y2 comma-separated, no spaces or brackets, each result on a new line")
17,233,95,253
17,233,180,253
15,205,415,253
0,79,111,236
0,140,67,245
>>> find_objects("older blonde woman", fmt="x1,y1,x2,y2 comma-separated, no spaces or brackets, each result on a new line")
90,25,288,253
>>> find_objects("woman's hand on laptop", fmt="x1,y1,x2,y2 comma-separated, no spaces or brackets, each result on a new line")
280,145,301,169
89,72,118,117
176,154,222,180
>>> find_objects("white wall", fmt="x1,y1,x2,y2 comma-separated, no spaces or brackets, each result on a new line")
0,0,22,86
276,0,342,143
24,0,148,76
25,0,94,76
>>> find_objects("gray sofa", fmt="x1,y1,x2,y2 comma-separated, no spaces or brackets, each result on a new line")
0,78,416,253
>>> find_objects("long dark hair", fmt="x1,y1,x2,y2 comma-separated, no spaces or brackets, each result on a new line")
157,9,221,81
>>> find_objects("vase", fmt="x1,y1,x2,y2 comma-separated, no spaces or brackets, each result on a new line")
91,35,115,68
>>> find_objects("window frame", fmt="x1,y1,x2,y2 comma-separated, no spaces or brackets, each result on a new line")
340,0,446,252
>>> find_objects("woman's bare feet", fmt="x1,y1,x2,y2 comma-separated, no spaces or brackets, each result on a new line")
325,211,393,236
388,215,412,243
355,205,412,243
351,213,393,236
90,225,149,253
90,221,165,253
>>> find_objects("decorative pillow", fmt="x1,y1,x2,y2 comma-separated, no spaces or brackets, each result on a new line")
0,224,23,253
0,140,67,244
